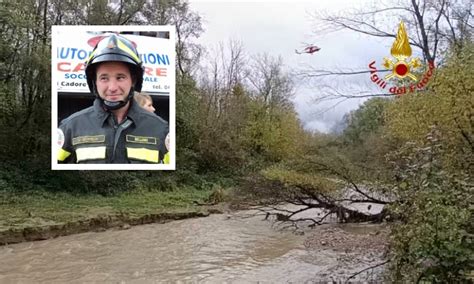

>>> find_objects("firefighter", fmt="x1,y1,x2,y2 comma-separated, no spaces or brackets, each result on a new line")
134,92,170,164
57,34,168,164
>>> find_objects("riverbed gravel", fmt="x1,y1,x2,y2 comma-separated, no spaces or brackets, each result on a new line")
303,224,390,282
304,224,389,253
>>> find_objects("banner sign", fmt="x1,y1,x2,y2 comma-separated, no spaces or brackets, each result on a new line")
55,31,174,95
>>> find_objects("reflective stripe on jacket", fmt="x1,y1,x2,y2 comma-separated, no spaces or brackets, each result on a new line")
58,98,168,164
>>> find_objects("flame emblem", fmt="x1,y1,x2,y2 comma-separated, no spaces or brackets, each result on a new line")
383,21,421,81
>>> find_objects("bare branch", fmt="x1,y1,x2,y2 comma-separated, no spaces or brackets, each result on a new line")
306,158,388,204
431,0,446,61
335,198,391,205
321,15,395,39
296,69,390,79
411,0,434,61
355,6,414,16
345,259,390,283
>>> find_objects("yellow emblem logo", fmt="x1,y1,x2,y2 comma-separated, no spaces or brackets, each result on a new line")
383,21,422,81
368,21,435,96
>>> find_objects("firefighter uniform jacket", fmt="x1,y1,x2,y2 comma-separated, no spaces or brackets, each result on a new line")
58,99,168,164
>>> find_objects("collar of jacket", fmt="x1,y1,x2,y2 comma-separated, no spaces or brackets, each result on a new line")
93,98,142,127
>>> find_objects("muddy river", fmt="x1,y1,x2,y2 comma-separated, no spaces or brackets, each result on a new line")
0,209,386,283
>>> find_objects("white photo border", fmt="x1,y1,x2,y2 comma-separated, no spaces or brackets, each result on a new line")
51,25,176,170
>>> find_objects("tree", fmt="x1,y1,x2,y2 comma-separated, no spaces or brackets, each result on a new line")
387,128,472,282
142,0,204,77
199,40,247,124
342,97,391,145
338,97,398,182
194,40,305,169
385,43,474,172
242,53,302,161
0,0,207,192
190,40,250,169
246,53,294,111
46,0,146,25
0,0,51,160
311,0,472,63
297,0,473,103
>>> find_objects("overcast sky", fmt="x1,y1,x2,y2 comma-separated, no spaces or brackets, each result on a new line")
189,0,407,132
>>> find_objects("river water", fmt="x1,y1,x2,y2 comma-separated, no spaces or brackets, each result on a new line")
0,209,386,283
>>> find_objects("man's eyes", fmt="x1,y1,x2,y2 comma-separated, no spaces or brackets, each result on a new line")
98,75,127,81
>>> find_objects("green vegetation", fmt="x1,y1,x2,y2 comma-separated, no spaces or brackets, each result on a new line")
0,187,211,231
0,0,303,233
256,44,473,281
387,130,473,282
384,45,474,282
0,0,472,282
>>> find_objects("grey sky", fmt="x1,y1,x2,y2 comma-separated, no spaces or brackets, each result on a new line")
189,0,408,132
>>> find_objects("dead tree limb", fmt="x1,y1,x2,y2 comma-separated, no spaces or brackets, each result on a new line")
345,259,390,283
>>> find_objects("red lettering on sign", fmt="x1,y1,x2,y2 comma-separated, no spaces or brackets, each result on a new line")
156,68,167,77
57,62,85,72
144,67,167,77
58,62,71,72
144,67,153,76
73,63,85,72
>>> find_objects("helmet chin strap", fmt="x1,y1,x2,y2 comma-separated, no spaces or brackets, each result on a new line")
102,90,132,111
93,82,135,111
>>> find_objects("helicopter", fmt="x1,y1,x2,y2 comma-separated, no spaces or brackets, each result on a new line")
295,43,321,55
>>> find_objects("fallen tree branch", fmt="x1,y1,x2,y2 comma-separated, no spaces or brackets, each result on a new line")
335,198,390,205
345,259,390,283
307,159,389,205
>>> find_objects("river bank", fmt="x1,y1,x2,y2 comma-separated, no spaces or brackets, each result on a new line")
1,187,391,281
0,208,389,282
0,187,223,245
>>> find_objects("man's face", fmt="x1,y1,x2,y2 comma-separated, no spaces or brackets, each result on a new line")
95,61,133,102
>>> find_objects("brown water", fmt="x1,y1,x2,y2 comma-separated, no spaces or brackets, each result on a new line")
0,210,385,283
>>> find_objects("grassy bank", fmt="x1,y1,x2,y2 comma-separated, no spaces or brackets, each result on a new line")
0,162,243,244
0,187,213,232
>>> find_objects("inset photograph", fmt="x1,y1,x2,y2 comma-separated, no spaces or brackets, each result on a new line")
51,26,175,170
